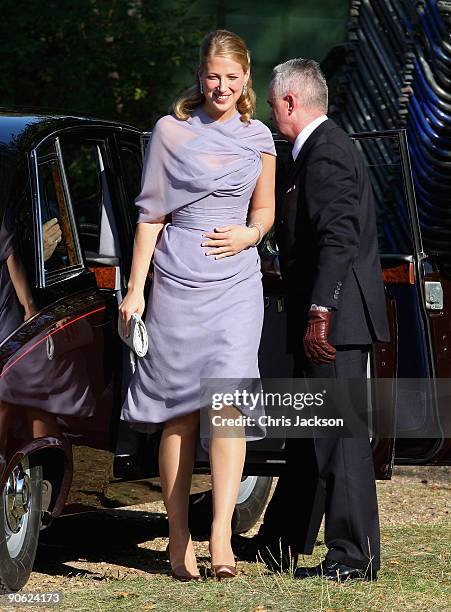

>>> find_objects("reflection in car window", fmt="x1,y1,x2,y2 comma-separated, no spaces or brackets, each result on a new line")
37,156,78,272
353,136,414,255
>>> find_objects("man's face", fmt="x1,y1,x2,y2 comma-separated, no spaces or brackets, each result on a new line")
267,87,291,139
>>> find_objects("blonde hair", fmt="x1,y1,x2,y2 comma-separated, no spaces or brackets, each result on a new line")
172,30,256,124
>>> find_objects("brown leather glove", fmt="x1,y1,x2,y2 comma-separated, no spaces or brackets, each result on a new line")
303,310,337,365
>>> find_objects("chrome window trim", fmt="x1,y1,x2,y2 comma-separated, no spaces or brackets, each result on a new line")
30,148,45,289
43,264,85,287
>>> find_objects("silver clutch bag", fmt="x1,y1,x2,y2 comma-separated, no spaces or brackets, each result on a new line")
118,313,148,357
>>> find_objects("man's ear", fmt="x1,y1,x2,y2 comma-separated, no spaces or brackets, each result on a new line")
285,93,295,114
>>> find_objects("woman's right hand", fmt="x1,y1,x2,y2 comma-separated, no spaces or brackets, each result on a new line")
42,218,62,261
119,290,145,338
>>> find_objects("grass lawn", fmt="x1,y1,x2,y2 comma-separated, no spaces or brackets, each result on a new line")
58,521,449,612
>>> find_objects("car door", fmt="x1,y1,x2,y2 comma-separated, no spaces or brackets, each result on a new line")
0,129,125,512
417,256,451,465
351,129,450,467
37,131,122,510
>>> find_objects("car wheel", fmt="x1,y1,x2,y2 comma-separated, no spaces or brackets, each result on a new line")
0,458,42,592
189,475,273,536
232,475,273,534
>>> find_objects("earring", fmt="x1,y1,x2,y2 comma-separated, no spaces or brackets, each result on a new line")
199,80,204,95
243,83,248,96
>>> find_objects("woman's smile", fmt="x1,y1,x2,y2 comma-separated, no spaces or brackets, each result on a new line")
213,92,232,103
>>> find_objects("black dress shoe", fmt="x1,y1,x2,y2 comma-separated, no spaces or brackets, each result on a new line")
294,559,377,582
231,534,297,573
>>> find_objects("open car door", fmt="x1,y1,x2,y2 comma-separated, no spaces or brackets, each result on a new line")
351,129,450,470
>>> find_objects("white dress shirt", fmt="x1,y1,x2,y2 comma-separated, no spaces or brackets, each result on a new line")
292,115,328,161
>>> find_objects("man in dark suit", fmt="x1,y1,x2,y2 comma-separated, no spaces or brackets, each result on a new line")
233,59,389,581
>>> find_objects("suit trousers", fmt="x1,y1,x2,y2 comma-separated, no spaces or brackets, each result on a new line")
260,346,381,571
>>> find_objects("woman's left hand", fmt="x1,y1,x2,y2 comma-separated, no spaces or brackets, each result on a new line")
23,302,38,322
201,225,259,259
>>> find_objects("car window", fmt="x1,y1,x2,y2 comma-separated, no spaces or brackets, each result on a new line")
274,133,416,257
35,143,80,276
352,135,415,256
61,139,121,260
61,141,101,256
118,140,142,223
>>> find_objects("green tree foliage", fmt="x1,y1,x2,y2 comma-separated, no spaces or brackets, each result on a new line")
0,0,206,128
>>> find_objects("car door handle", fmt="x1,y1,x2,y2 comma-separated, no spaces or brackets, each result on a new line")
425,281,443,310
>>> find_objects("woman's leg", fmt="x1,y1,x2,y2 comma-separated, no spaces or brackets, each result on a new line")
209,405,246,566
28,408,61,438
159,411,199,574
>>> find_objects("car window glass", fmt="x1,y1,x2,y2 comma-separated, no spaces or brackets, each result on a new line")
61,141,102,257
37,150,79,275
352,135,414,255
61,140,120,261
119,142,141,223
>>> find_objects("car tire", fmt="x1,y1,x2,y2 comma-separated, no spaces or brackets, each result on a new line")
232,475,273,534
189,475,273,536
0,458,42,592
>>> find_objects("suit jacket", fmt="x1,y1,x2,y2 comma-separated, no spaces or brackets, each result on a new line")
275,119,390,349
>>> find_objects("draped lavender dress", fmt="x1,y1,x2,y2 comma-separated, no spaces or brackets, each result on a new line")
0,213,23,343
121,107,276,440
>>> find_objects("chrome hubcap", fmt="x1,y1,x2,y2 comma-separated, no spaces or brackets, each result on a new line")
5,465,30,534
236,475,258,504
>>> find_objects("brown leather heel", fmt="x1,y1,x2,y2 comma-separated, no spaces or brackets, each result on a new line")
166,543,202,582
211,564,237,580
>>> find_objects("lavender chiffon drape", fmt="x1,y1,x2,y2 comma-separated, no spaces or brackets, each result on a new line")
121,108,276,442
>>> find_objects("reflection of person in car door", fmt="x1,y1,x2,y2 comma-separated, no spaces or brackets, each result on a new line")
0,212,62,343
42,217,62,262
0,210,36,341
233,59,389,582
0,210,76,442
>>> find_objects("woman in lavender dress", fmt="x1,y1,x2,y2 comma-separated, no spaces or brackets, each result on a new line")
119,30,275,580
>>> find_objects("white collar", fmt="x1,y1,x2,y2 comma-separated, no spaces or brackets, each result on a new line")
292,115,328,161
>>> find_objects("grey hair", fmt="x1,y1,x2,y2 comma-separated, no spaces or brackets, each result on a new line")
270,58,328,112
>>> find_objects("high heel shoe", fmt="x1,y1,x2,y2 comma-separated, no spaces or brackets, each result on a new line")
166,543,202,582
209,542,237,580
211,564,237,580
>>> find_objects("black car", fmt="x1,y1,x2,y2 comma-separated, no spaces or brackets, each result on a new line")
0,109,448,592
